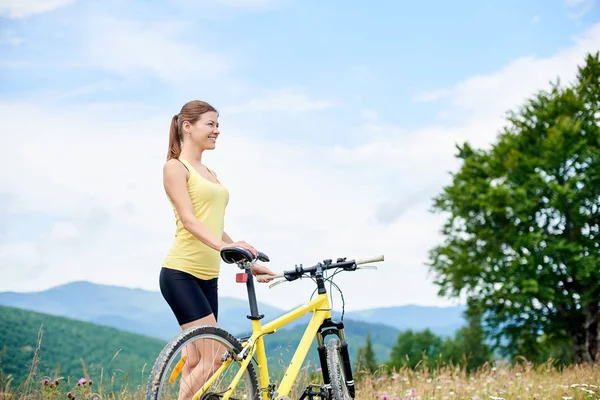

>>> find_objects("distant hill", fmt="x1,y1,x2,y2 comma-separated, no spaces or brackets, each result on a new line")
0,305,397,390
344,305,465,336
0,281,285,340
0,305,165,388
258,318,402,375
0,281,465,342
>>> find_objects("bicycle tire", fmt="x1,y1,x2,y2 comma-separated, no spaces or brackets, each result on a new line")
145,325,259,400
326,337,353,400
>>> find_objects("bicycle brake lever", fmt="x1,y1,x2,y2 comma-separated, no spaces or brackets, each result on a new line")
357,265,378,270
268,279,288,289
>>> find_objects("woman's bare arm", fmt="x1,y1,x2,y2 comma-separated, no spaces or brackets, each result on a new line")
163,159,226,251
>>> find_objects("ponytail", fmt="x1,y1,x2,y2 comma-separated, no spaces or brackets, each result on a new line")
167,114,181,160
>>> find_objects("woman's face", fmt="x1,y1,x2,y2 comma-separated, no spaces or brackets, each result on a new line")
186,111,220,150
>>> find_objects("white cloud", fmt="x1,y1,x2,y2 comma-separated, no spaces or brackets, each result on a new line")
0,0,75,18
360,110,378,121
51,222,79,242
80,17,232,84
223,88,340,114
564,0,595,19
2,15,599,315
0,100,448,311
331,23,600,277
346,23,600,175
414,88,452,102
0,30,26,46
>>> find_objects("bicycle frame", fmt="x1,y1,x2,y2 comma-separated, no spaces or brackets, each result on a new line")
193,292,333,400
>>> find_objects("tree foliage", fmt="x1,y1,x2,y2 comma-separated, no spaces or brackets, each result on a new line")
355,333,378,374
440,311,493,371
428,53,600,363
386,316,492,372
387,329,443,369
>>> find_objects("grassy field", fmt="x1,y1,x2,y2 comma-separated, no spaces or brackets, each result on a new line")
356,361,600,400
2,305,599,399
2,350,599,399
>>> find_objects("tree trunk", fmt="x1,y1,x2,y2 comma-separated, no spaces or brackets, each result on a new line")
587,303,598,362
570,303,598,363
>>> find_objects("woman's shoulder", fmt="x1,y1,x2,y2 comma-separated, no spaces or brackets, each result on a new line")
164,158,190,179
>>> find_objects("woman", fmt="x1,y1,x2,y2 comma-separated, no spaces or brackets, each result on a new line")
159,100,275,398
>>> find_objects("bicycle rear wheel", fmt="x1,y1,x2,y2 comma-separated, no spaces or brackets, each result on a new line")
145,325,258,400
325,337,353,400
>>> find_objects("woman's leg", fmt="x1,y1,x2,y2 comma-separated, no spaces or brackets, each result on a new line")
159,269,223,400
178,278,222,399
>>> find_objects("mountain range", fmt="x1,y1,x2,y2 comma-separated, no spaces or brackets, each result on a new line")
0,281,465,337
0,281,465,364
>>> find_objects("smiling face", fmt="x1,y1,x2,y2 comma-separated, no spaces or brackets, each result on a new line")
183,111,220,151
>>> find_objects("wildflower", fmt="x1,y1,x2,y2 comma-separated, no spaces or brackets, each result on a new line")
78,378,87,385
377,377,385,382
67,392,73,398
43,378,49,385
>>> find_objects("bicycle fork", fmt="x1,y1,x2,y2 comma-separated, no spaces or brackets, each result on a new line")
316,319,356,399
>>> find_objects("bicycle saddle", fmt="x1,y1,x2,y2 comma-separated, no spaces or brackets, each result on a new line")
220,247,270,264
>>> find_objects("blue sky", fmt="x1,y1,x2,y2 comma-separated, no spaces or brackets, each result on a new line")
2,0,596,132
0,0,599,310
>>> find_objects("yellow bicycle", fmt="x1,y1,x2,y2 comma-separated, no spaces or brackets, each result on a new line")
145,247,384,400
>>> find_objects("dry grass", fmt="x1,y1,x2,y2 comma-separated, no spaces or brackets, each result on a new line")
2,330,599,399
354,359,600,400
2,358,599,399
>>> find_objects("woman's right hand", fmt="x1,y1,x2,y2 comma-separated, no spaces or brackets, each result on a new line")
221,241,258,258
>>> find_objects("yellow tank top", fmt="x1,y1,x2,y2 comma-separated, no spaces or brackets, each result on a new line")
163,158,229,280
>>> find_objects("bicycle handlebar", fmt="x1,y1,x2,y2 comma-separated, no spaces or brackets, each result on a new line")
254,254,384,282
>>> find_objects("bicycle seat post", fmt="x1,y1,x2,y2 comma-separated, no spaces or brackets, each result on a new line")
243,266,264,321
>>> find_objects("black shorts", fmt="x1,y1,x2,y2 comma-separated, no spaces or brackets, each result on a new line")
159,267,219,326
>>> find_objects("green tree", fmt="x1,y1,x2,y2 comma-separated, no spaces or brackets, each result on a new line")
355,333,378,374
428,53,600,364
440,310,493,371
387,329,443,370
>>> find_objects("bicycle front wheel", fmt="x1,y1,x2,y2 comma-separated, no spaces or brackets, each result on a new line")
326,337,353,400
145,325,259,400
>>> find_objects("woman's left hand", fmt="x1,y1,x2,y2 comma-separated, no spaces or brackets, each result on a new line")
251,263,276,283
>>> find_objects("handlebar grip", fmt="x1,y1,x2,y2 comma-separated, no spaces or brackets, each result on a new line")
355,254,385,265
